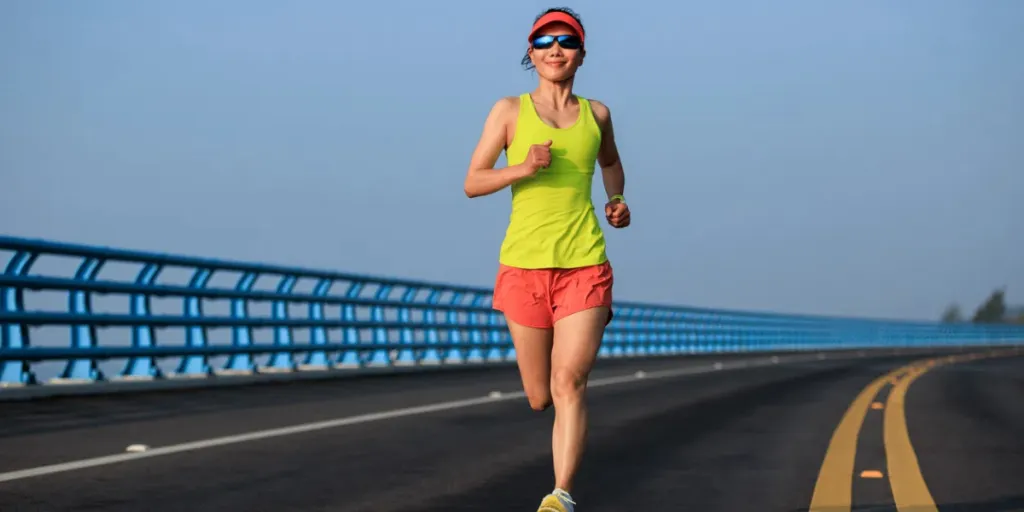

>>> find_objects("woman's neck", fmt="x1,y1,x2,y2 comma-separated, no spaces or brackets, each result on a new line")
531,77,577,110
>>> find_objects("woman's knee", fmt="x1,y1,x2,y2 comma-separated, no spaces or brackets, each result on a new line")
527,390,553,411
550,366,588,403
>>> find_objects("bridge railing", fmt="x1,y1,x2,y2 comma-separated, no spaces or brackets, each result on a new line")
2,235,1022,387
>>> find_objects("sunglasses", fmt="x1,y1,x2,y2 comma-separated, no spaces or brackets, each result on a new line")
531,34,583,50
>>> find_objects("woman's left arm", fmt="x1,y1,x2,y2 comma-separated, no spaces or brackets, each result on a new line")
591,100,630,228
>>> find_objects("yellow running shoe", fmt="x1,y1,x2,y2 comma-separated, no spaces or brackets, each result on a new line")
537,488,575,512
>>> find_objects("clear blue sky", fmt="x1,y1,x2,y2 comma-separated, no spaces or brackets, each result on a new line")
2,0,1021,321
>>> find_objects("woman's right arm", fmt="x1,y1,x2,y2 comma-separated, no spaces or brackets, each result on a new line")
463,98,533,198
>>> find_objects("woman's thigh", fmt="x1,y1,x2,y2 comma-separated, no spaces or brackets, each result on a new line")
506,316,554,409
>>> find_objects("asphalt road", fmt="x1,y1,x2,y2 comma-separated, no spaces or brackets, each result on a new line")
0,348,1021,511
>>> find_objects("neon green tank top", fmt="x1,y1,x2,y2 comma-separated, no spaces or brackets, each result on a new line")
499,93,608,269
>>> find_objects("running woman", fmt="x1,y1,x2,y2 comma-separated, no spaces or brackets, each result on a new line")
463,7,630,512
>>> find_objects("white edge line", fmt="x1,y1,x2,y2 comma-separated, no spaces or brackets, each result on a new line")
0,352,825,484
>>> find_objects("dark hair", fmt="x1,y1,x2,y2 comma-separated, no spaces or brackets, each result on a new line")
521,7,586,71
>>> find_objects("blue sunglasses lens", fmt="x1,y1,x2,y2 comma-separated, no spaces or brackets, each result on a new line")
532,34,581,50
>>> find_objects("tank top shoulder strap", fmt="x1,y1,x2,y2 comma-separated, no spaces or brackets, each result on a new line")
575,96,602,141
577,95,592,115
516,93,546,132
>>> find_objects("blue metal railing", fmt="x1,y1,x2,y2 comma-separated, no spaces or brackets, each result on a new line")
2,235,1022,387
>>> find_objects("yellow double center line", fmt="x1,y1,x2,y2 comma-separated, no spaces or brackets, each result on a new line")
808,349,1017,511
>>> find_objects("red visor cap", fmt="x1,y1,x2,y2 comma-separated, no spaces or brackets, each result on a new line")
528,12,585,45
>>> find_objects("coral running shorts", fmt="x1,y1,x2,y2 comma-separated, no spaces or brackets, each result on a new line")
492,261,614,329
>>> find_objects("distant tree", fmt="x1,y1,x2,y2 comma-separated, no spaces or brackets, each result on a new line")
1006,305,1024,324
971,288,1007,324
940,303,963,323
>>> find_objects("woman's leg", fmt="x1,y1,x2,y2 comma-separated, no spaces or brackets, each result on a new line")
549,305,610,492
506,316,555,410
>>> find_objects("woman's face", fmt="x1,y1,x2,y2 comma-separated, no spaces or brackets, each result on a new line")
528,22,585,82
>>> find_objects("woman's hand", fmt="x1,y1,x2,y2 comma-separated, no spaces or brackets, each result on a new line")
523,140,553,175
605,199,630,228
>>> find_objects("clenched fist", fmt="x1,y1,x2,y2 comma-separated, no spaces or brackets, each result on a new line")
605,198,630,228
523,140,553,175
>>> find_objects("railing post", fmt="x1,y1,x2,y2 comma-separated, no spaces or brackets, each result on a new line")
660,311,671,355
630,309,645,357
631,307,643,355
628,307,641,357
420,289,443,364
486,306,506,362
668,311,683,355
58,256,106,383
610,306,630,357
657,311,669,355
700,314,712,353
692,318,705,354
223,271,259,374
711,314,724,353
466,293,486,362
265,275,299,372
648,310,661,355
747,324,760,353
175,267,214,378
301,277,334,370
731,322,742,352
692,315,705,353
393,286,419,365
121,262,164,380
365,284,393,367
679,313,695,354
742,321,753,352
709,314,721,352
444,292,465,364
1,250,38,386
715,315,727,353
732,323,743,353
646,310,659,356
336,281,364,368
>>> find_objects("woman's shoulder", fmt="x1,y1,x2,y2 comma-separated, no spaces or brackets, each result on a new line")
581,96,611,122
493,94,524,109
485,95,523,121
578,96,612,132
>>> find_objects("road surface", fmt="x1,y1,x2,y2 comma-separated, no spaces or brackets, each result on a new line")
0,348,1021,511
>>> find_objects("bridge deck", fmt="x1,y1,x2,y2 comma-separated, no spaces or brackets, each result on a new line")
1,350,1021,511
